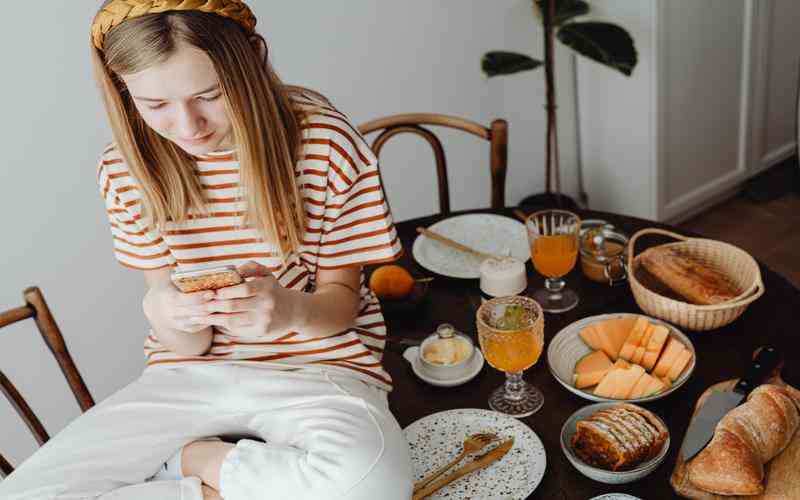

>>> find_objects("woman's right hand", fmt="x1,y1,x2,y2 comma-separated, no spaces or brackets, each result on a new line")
143,282,215,334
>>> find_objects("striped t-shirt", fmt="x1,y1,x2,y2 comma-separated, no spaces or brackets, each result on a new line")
96,97,402,390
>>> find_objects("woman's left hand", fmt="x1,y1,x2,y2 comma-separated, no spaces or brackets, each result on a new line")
193,261,298,337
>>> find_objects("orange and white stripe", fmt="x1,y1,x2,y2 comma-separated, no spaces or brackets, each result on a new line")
96,96,401,390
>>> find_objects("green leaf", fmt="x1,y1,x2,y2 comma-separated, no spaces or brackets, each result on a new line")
557,21,638,76
481,51,543,78
534,0,590,26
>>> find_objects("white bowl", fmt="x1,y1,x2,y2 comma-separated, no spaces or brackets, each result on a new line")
561,402,670,484
547,313,696,403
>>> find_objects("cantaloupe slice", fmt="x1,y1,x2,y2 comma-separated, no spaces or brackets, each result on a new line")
639,324,655,350
579,325,601,350
646,325,669,353
666,349,693,381
613,358,631,370
575,350,613,374
573,351,613,389
575,369,610,389
643,376,667,397
653,338,685,378
594,369,623,398
631,346,646,365
660,375,672,388
642,350,659,371
612,365,646,399
627,317,650,345
618,342,636,362
629,373,655,399
592,318,637,360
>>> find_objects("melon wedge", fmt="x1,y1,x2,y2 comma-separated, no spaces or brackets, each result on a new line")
653,338,685,378
573,351,613,389
660,375,672,388
642,325,670,371
618,342,636,362
629,373,656,399
632,346,646,365
593,318,636,360
666,349,693,381
579,325,602,350
594,369,624,398
640,324,656,351
626,317,650,346
575,370,610,389
614,358,631,370
612,365,646,399
643,376,667,397
575,350,613,374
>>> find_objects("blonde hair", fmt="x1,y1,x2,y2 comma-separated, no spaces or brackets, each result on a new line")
91,5,309,257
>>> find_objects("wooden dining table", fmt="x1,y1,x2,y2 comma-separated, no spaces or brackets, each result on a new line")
378,207,800,500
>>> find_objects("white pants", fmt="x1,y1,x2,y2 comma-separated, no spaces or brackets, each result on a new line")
0,364,413,500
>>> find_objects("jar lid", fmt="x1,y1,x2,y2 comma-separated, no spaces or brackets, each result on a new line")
580,226,629,262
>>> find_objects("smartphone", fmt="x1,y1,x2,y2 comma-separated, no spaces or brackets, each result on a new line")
171,265,244,293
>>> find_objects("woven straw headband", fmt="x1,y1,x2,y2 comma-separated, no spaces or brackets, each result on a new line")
92,0,257,50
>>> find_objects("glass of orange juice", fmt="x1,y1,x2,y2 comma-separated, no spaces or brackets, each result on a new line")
476,296,545,417
526,209,581,313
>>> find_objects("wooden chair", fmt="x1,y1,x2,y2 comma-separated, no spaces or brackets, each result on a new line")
358,114,508,215
0,287,95,478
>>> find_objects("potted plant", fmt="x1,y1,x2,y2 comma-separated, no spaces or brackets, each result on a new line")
482,0,638,209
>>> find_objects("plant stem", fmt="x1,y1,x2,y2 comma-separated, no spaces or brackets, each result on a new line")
543,0,553,194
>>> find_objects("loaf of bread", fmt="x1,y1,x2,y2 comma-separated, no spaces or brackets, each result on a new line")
639,246,740,305
571,404,668,471
687,384,800,496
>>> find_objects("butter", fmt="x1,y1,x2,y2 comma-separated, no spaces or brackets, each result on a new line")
422,337,472,365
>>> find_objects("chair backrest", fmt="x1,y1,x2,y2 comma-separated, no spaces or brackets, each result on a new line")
358,113,508,215
0,287,94,478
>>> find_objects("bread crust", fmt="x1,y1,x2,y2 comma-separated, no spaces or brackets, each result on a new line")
639,246,740,305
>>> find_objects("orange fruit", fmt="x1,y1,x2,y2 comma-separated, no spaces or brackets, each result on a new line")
369,265,416,300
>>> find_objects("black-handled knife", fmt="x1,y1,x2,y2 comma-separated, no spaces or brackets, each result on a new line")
680,345,781,461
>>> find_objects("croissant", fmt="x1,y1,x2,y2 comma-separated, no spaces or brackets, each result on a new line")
639,246,740,305
687,384,800,496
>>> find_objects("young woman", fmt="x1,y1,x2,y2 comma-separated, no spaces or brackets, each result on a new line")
0,1,412,499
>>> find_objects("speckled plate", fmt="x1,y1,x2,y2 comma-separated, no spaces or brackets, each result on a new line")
412,214,530,279
590,495,642,500
404,408,546,499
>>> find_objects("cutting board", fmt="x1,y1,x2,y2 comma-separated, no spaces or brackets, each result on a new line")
670,370,800,499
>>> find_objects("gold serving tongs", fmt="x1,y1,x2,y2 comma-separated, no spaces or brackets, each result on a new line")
412,437,515,500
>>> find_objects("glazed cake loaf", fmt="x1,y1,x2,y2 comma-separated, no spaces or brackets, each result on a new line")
571,404,668,471
639,247,740,305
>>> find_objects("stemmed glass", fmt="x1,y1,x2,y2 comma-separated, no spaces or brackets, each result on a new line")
476,295,545,418
526,209,581,313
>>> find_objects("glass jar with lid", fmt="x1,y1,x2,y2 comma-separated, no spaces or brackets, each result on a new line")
579,220,629,285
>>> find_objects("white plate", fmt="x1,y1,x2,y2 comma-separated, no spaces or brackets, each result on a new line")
412,214,530,279
546,313,696,403
402,346,485,387
404,408,546,500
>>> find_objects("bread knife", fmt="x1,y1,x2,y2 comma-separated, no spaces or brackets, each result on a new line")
680,345,781,461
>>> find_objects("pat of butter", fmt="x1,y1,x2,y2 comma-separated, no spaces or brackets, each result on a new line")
422,337,472,365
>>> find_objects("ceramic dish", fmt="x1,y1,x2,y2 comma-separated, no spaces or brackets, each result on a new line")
402,346,484,387
547,313,696,403
412,214,529,279
561,402,670,484
404,408,546,499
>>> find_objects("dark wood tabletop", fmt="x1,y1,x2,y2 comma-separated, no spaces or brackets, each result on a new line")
378,207,800,500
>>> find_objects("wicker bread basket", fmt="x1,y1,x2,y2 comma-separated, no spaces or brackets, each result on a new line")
627,228,764,331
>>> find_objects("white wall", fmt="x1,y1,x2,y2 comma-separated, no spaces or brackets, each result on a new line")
0,1,579,469
762,0,800,164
